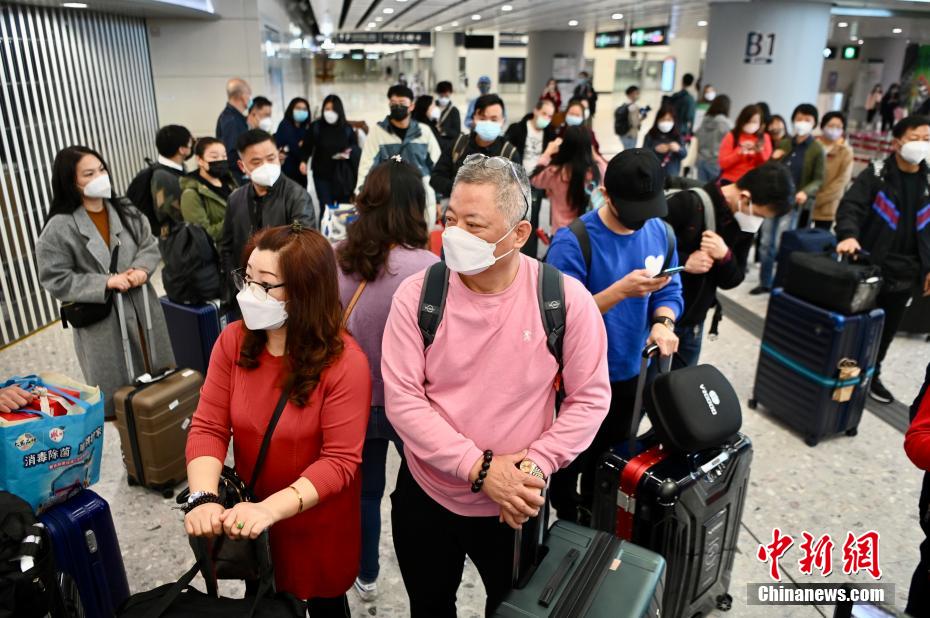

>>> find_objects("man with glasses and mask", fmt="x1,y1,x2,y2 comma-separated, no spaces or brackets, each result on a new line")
220,129,316,301
545,148,683,526
836,115,930,404
381,155,610,616
356,84,442,225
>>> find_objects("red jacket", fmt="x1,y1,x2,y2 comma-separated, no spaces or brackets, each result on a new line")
718,131,772,183
186,322,371,599
906,375,930,471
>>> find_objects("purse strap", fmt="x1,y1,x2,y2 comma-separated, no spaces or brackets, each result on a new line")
108,243,120,274
248,386,292,494
341,280,367,328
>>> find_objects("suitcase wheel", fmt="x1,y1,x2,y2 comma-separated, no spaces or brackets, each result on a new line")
845,427,858,437
161,487,175,499
127,476,138,487
747,398,758,410
716,593,733,611
804,436,819,448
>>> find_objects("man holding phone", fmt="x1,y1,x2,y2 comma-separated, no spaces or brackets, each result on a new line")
546,148,683,525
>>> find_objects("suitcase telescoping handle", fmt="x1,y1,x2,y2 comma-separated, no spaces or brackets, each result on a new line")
630,345,672,453
114,284,155,383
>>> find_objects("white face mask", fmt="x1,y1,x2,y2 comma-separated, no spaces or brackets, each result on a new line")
793,120,814,137
900,140,930,165
248,162,281,187
823,127,844,142
705,91,716,101
743,122,761,135
258,117,274,132
236,286,288,331
658,121,674,134
733,198,765,234
437,96,451,107
323,110,339,125
82,174,111,199
442,224,517,276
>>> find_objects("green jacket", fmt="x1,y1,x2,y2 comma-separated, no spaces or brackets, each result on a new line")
179,174,231,242
777,136,825,201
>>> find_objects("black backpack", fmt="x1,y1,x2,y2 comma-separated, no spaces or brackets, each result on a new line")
126,158,161,233
0,492,66,618
614,104,631,136
161,223,222,304
418,261,568,403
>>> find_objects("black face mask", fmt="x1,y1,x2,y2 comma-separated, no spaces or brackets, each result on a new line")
390,105,410,121
610,202,646,231
207,160,230,178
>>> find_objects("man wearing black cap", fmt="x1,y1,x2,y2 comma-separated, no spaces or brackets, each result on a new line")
546,148,683,524
664,162,793,367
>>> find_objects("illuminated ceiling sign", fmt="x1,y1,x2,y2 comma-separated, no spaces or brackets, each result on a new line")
630,26,668,47
594,30,626,48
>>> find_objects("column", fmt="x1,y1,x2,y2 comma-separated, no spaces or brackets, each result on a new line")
702,0,832,119
526,30,585,113
433,31,458,85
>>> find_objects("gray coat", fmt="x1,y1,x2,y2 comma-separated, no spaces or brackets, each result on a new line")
36,201,175,416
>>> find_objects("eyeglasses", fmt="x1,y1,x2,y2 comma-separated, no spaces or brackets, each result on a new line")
231,268,285,302
461,154,530,219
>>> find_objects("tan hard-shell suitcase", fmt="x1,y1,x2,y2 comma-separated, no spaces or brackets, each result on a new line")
112,286,202,498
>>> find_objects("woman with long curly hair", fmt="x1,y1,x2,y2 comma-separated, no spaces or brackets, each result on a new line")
184,224,371,616
336,157,438,601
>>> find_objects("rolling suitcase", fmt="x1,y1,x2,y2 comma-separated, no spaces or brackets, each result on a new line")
159,297,228,375
39,489,129,617
113,287,203,498
749,288,885,446
493,521,664,618
772,226,836,288
591,348,752,618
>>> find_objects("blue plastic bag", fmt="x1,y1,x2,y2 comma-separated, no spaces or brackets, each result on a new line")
0,373,104,512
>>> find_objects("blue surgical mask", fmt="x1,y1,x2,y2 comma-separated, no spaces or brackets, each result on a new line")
293,109,309,123
536,116,551,130
586,183,605,210
565,115,584,127
474,120,503,142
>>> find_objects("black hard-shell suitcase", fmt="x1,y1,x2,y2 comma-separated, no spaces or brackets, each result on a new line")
749,288,885,446
494,521,665,618
40,489,130,617
591,346,752,618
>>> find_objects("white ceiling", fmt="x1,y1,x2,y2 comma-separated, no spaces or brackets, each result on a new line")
4,0,215,18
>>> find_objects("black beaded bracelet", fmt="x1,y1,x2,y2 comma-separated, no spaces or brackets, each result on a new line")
471,450,494,493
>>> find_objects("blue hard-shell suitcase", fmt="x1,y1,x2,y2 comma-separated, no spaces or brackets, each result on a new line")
39,489,130,617
749,288,885,446
772,227,836,288
159,297,227,375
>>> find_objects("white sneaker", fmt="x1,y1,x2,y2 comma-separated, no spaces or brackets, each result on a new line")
354,577,378,602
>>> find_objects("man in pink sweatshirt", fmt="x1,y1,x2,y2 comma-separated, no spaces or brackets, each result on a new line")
382,154,611,616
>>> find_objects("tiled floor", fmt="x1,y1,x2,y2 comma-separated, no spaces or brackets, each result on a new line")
1,82,928,616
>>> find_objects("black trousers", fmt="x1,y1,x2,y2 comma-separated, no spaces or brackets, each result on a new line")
391,462,515,617
244,582,349,617
875,284,914,375
550,377,639,523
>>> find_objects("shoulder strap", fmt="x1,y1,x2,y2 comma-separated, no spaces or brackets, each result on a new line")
691,187,716,232
567,218,592,273
342,280,367,328
662,220,676,270
248,387,292,493
451,134,469,164
418,262,450,349
108,243,120,275
538,264,566,415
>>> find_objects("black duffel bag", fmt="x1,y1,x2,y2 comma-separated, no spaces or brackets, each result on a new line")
118,532,304,618
783,251,882,314
161,222,222,305
635,346,742,453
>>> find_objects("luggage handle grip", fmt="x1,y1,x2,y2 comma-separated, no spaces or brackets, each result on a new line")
630,345,664,454
538,547,580,608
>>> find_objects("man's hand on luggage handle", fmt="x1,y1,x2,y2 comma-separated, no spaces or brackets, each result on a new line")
470,449,545,529
647,322,679,357
184,502,223,538
836,238,862,255
0,385,34,413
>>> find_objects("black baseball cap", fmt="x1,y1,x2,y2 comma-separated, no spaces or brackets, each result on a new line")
603,149,668,223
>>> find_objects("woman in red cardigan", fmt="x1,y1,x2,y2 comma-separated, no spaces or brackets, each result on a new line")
905,363,930,616
184,224,371,616
718,104,772,184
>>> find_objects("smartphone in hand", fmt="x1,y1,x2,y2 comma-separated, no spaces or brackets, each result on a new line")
653,265,685,278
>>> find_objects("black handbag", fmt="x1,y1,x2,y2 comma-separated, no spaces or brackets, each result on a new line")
783,251,883,314
177,387,291,589
117,531,304,618
60,244,120,329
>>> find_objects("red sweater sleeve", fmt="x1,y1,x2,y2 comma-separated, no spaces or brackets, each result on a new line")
717,133,741,171
905,386,930,471
185,324,239,464
300,339,372,503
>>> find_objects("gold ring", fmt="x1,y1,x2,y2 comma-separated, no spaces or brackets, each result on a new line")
236,522,244,530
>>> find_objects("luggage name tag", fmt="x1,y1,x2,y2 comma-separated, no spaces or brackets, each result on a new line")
832,358,861,403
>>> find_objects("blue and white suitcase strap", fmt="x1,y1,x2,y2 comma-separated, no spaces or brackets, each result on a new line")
760,342,874,388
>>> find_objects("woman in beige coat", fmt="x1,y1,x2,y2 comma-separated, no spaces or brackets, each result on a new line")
814,112,854,231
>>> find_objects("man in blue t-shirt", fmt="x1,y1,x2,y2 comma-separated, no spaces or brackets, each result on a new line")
547,148,683,525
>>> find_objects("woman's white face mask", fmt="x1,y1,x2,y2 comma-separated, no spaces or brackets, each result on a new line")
82,174,111,199
441,224,518,276
236,286,288,330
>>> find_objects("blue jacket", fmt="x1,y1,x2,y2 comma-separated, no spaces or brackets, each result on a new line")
546,212,683,381
275,118,311,183
216,103,248,180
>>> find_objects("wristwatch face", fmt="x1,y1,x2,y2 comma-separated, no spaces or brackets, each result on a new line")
519,460,534,475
